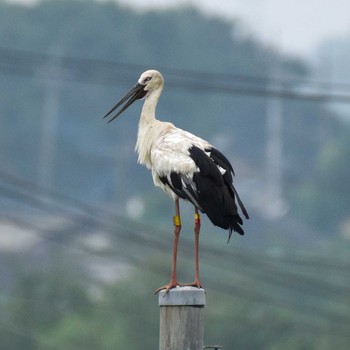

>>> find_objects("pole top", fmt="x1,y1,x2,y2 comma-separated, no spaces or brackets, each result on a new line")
158,286,206,306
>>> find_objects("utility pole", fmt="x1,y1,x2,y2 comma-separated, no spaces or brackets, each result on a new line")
159,286,205,350
264,57,288,219
38,50,62,189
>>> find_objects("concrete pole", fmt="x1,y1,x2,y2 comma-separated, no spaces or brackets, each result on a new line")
159,286,205,350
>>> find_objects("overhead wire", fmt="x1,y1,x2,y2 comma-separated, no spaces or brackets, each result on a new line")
1,168,349,302
1,47,350,103
3,210,350,337
2,226,350,335
1,168,349,271
1,170,350,332
2,46,350,90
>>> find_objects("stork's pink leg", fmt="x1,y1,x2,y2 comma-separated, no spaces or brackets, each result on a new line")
155,198,182,294
181,208,202,289
193,208,202,288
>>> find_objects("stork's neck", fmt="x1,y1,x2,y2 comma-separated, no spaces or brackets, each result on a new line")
139,87,162,125
136,87,163,168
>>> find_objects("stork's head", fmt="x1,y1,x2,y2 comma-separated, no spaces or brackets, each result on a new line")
103,69,164,123
138,70,164,92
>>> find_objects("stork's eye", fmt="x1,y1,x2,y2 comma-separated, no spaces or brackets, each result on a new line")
144,76,152,83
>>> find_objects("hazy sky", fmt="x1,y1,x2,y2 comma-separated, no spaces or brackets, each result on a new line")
7,0,350,58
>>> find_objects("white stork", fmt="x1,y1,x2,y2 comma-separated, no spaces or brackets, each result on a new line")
103,70,249,293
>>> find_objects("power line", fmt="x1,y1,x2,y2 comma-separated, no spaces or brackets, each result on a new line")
1,47,350,103
1,168,349,326
1,170,350,309
1,169,349,272
3,207,350,332
1,46,350,90
1,167,350,305
4,207,350,334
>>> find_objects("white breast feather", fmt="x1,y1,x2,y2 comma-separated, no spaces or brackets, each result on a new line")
136,121,211,199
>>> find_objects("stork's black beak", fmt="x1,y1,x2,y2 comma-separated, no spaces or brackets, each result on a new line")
103,83,147,123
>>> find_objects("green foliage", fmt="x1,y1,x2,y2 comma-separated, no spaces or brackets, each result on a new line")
3,253,350,350
2,263,160,350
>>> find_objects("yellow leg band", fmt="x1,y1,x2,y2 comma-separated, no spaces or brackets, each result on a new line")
173,215,181,227
194,213,201,224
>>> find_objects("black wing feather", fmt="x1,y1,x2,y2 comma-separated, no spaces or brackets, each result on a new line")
159,145,249,240
159,172,203,211
189,146,248,238
208,147,249,220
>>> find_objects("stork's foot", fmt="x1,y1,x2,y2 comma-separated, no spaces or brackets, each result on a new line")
154,281,182,294
180,279,203,289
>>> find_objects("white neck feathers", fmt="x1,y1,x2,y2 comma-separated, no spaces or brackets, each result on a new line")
135,87,163,167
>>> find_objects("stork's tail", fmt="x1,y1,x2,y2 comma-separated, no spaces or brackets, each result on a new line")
227,214,244,243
